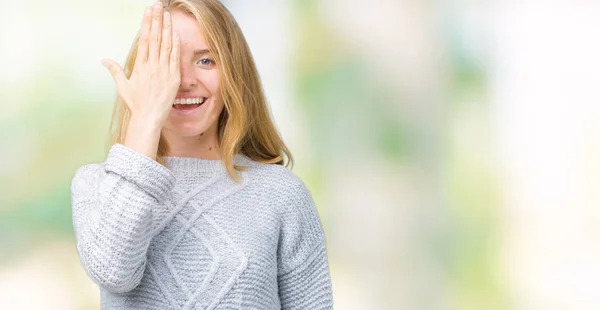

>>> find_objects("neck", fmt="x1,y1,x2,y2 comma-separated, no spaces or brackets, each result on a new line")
161,127,221,159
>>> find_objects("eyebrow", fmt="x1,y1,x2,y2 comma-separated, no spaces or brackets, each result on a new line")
193,49,210,55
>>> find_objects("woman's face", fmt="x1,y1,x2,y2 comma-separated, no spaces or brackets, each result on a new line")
163,9,224,139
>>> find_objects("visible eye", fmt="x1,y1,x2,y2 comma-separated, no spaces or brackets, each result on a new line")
196,57,215,66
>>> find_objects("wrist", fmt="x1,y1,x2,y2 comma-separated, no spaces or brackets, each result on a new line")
129,115,163,133
124,117,162,160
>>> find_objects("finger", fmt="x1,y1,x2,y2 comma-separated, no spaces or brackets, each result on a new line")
101,58,127,92
159,11,172,66
170,33,180,75
148,2,164,64
135,7,153,66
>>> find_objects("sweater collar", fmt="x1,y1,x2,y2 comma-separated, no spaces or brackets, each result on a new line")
162,153,256,177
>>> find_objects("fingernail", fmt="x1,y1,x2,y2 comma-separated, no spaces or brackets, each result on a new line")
154,1,162,9
145,7,152,16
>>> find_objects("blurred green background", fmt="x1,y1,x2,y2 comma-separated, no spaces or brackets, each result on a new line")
2,0,600,309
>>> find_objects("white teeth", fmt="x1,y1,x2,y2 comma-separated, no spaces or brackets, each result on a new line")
173,97,207,105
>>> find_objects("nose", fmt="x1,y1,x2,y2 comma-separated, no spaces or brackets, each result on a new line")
179,64,197,89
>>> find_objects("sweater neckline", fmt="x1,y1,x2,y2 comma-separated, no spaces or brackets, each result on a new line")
162,153,256,177
163,156,224,176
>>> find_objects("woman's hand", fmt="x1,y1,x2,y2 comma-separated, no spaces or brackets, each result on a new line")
102,2,180,128
101,2,180,159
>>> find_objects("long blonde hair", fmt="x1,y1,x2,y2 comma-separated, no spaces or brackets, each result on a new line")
108,0,293,182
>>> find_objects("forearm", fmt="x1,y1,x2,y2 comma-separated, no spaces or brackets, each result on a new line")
71,144,176,292
124,116,163,160
74,178,155,293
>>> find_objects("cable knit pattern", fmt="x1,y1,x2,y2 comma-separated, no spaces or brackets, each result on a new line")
70,143,333,309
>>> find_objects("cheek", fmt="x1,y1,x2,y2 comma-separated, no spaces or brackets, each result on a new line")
197,69,221,95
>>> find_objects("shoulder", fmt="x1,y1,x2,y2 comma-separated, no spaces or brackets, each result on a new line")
245,162,311,203
244,165,326,272
73,162,105,178
246,163,321,227
71,162,106,196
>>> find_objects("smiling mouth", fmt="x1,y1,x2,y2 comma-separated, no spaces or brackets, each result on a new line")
172,97,208,110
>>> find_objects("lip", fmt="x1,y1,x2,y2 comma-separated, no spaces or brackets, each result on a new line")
175,94,209,99
171,97,209,117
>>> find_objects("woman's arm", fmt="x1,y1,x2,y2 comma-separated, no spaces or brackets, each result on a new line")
277,180,334,309
74,3,181,293
70,143,175,293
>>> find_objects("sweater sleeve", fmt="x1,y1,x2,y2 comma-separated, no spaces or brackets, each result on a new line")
70,143,176,293
277,180,333,309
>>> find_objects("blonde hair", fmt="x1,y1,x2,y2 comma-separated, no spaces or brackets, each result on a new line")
108,0,293,182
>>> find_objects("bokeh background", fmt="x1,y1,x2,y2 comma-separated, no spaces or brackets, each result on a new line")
2,0,600,309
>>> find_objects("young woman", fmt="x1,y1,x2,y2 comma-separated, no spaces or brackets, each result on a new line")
70,0,333,309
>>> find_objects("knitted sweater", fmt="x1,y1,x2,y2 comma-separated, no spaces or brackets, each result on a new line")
70,143,333,309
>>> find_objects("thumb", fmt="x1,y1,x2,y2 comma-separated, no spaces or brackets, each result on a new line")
101,58,127,89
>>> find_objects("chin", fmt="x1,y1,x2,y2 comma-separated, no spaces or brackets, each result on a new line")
163,121,209,137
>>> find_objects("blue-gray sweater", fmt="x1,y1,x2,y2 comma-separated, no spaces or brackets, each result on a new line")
70,143,333,309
